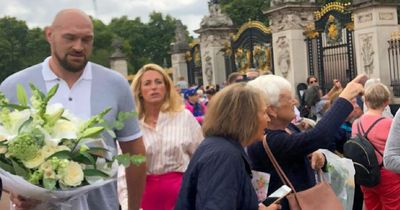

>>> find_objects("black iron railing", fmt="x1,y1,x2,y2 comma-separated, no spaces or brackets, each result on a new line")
388,34,400,97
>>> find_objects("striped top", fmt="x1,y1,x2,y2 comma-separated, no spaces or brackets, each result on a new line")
118,109,203,209
141,109,204,174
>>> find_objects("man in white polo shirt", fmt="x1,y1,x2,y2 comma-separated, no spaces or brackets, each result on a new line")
0,9,146,210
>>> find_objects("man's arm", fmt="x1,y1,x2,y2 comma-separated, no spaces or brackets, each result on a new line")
119,137,146,210
384,112,400,173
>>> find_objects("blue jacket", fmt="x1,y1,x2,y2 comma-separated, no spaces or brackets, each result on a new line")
175,136,259,210
247,98,353,210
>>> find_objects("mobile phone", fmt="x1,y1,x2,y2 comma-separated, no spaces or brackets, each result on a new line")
262,185,292,205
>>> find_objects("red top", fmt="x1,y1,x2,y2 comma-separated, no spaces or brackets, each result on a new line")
352,114,393,165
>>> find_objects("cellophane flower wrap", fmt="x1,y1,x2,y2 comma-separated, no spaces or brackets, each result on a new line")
0,84,144,210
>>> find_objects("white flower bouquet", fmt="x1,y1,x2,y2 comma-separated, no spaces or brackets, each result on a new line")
0,84,144,209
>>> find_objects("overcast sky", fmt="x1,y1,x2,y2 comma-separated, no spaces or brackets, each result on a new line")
0,0,209,37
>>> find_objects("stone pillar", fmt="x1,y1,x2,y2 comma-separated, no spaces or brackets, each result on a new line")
195,1,236,86
352,0,399,86
171,20,190,83
196,29,234,86
171,53,189,83
265,3,318,90
109,39,128,77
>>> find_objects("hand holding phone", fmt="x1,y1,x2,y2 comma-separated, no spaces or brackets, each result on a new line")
262,185,292,206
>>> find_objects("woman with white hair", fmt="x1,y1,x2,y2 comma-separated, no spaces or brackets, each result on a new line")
364,78,393,118
246,74,365,210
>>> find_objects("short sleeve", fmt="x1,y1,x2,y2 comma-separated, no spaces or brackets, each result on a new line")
116,81,142,142
184,109,204,156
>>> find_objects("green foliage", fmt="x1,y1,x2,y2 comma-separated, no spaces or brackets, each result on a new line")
8,133,42,161
16,85,28,106
0,13,186,79
83,168,109,177
114,153,146,167
24,28,50,65
0,84,146,189
28,170,43,184
316,0,351,3
11,159,29,179
90,18,114,67
0,17,49,82
114,111,137,130
109,12,178,73
0,158,14,174
0,17,28,81
43,178,56,190
46,150,72,161
219,0,270,26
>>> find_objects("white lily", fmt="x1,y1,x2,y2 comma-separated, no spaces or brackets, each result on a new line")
46,103,64,116
62,110,82,126
0,109,31,142
0,125,14,141
9,110,31,131
85,158,118,184
47,119,79,146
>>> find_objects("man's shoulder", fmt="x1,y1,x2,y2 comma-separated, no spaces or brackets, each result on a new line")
1,63,43,93
2,64,42,86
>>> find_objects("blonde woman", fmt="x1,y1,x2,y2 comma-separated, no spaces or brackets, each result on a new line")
118,64,203,210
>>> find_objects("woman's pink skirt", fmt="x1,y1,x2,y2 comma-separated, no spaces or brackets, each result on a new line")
141,172,183,210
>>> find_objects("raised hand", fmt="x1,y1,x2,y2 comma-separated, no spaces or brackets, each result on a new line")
339,74,367,101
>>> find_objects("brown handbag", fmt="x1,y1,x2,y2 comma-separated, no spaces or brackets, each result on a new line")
262,139,344,210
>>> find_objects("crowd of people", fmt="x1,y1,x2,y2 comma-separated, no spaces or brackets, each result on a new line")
1,8,400,210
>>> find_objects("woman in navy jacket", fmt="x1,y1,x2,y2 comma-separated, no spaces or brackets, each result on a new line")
175,83,280,210
247,74,365,210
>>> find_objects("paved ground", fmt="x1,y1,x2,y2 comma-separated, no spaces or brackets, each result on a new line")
0,192,10,210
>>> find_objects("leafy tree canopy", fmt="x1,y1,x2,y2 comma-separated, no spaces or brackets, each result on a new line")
0,11,187,80
219,0,270,26
0,17,49,82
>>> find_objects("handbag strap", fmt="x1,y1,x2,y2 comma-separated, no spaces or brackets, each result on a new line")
357,117,385,157
262,138,297,194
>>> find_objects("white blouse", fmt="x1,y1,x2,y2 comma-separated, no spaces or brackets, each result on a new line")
141,109,204,174
118,109,203,210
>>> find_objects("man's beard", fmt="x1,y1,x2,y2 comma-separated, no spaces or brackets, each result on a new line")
54,51,88,73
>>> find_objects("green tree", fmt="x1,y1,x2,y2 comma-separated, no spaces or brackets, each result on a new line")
0,12,189,77
145,12,177,67
219,0,270,26
24,27,50,67
91,18,114,67
109,13,179,74
0,17,29,82
109,16,148,73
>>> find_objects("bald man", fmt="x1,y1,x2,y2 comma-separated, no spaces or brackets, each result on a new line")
0,9,146,210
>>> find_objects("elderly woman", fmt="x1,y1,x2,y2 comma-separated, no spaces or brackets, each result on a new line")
247,74,365,210
175,83,280,210
353,83,400,210
118,64,203,210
